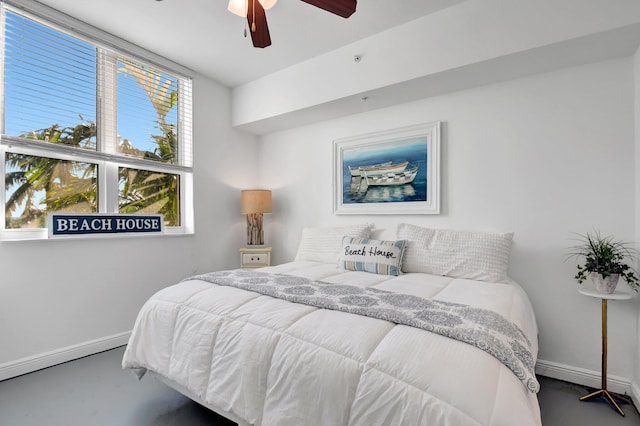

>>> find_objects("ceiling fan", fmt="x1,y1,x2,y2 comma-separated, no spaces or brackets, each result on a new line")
227,0,357,48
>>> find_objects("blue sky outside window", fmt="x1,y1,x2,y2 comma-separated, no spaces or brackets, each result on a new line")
4,10,96,148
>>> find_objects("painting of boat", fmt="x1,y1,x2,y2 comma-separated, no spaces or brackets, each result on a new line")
365,165,418,186
348,161,406,177
349,163,419,195
333,121,440,214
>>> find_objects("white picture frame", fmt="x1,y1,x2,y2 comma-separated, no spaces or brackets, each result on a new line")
333,121,440,215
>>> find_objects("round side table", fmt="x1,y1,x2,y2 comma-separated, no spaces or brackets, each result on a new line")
578,287,632,416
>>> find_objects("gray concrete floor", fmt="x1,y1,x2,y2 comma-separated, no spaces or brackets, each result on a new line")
538,374,640,425
0,346,638,425
0,347,233,426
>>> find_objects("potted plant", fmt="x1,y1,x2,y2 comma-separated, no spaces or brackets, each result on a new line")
567,231,639,293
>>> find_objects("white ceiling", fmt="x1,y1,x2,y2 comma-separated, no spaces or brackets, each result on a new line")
34,0,467,88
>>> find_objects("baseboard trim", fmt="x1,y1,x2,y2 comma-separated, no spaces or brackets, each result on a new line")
0,331,131,381
632,381,640,408
536,358,632,396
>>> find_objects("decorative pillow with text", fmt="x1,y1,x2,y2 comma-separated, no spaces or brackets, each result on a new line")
338,236,406,276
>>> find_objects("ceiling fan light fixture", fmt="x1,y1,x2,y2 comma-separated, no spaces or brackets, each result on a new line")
228,0,276,17
227,0,248,17
258,0,278,10
228,0,356,48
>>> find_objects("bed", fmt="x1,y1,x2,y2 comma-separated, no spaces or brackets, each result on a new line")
122,223,541,426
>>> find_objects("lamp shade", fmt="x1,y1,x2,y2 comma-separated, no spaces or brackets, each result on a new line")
259,0,278,10
241,189,272,214
227,0,247,17
228,0,277,17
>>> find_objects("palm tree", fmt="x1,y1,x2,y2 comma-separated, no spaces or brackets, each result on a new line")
117,61,180,226
4,121,97,228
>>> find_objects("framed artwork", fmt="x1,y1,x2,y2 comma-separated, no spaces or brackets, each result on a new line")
333,122,440,215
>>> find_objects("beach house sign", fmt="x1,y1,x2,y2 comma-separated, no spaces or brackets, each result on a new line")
48,213,164,238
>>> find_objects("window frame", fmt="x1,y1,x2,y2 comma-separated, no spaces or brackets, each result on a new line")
0,0,194,241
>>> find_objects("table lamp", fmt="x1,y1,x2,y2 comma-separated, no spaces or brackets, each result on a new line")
241,189,272,245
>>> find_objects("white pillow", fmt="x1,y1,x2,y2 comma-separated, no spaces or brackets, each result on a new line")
397,223,513,283
338,236,406,276
294,224,373,264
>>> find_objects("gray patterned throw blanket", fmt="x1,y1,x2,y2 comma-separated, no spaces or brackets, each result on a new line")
186,269,539,393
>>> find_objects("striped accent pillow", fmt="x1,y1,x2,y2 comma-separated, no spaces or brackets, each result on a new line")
338,236,407,276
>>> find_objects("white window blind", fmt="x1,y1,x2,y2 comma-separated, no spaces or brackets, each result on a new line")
3,9,97,149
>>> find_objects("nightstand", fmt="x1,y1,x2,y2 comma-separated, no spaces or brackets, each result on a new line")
240,246,271,269
578,287,632,416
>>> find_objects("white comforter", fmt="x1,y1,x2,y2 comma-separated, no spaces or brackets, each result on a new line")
122,261,541,426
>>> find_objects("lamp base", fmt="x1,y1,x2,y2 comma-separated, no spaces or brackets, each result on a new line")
580,388,631,416
246,213,264,245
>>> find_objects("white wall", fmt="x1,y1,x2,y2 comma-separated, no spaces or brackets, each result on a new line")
0,73,259,378
190,75,261,273
633,46,640,400
259,58,639,391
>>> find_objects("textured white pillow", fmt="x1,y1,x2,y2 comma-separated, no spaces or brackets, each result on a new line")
294,224,373,264
397,223,513,283
338,236,406,276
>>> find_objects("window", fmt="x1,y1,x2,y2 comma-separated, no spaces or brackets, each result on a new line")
0,2,193,239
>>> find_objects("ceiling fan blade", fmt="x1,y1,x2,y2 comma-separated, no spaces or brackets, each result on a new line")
301,0,357,18
247,0,272,48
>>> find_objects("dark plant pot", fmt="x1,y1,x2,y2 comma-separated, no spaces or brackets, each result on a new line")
589,271,620,294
